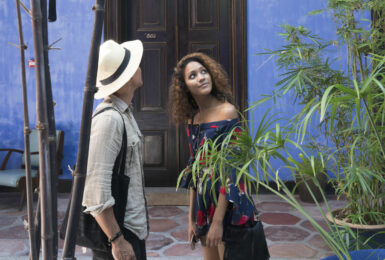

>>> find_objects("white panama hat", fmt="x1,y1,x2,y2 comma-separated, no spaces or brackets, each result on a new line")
95,39,143,99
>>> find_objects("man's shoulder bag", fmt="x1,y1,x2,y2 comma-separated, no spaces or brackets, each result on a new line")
59,107,130,252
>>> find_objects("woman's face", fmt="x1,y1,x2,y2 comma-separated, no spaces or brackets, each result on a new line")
183,61,212,98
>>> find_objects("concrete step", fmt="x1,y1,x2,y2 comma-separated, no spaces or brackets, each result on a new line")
145,187,189,206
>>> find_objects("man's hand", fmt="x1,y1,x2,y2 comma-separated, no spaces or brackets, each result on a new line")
111,235,136,260
205,221,223,248
94,208,136,259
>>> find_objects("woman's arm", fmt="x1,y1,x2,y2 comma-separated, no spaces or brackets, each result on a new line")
188,187,197,242
189,188,196,222
205,192,228,247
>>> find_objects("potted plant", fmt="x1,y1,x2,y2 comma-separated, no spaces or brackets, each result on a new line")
287,151,327,203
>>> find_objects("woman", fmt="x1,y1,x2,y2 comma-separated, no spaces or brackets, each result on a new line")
169,53,266,260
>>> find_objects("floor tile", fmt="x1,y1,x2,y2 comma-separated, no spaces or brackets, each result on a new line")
149,219,179,232
260,212,301,225
269,243,317,258
256,201,292,212
146,233,173,250
265,226,310,241
308,234,332,251
163,243,203,256
170,227,188,242
0,239,28,256
148,206,184,218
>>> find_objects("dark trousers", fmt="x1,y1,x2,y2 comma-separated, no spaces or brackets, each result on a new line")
92,228,146,260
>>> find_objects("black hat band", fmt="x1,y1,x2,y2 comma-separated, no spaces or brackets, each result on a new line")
100,48,131,86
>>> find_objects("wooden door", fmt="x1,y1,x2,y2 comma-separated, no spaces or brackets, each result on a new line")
105,0,247,186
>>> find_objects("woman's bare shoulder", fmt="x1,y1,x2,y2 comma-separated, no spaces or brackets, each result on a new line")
218,102,238,119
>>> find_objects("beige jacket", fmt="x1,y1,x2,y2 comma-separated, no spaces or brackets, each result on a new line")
82,95,149,240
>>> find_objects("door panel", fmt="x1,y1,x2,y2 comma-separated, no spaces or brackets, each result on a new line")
105,0,247,186
190,0,219,29
121,0,178,186
140,43,167,112
143,132,164,165
137,0,166,31
179,0,230,70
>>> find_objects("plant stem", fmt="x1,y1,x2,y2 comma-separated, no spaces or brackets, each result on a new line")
363,99,385,160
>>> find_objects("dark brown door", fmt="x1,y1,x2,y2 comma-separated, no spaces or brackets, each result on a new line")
105,0,247,186
178,1,230,71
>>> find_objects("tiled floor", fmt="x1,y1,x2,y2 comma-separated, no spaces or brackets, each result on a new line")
0,191,346,259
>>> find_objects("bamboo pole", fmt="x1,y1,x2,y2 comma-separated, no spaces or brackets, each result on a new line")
32,196,41,260
40,0,58,257
30,0,54,258
14,1,37,259
48,0,56,22
61,0,105,259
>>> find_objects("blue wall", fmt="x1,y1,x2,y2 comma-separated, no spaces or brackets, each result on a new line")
246,0,340,180
0,1,95,179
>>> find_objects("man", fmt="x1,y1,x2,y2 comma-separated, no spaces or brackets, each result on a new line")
83,39,148,260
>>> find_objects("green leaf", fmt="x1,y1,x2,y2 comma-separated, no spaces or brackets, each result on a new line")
307,9,324,16
320,85,337,122
373,78,385,95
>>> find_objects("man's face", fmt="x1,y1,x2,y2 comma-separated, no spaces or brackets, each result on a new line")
131,67,143,89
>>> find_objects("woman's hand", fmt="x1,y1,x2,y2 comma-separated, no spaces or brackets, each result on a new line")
205,193,227,248
111,236,136,260
205,220,223,248
188,218,197,243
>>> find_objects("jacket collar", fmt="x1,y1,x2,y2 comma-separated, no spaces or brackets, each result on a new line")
106,94,133,113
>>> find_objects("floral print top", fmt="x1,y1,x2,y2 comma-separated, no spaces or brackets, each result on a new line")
180,118,257,237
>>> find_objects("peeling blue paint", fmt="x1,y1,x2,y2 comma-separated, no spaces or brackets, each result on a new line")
247,0,340,180
0,1,94,179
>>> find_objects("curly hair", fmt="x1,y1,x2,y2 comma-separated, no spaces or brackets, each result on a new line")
168,52,233,125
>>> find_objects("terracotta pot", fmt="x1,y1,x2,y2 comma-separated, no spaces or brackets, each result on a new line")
326,208,385,249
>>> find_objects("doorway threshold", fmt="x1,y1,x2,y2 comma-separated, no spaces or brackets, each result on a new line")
145,187,189,206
